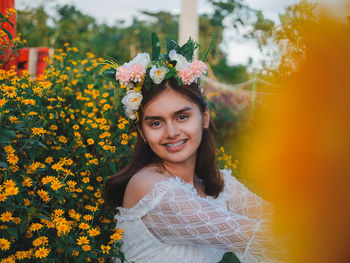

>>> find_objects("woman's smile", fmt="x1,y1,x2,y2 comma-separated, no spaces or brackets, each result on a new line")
163,139,188,152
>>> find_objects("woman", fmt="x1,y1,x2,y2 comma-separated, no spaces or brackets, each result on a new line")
104,36,285,263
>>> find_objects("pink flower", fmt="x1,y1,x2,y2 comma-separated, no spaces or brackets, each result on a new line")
179,67,195,85
130,64,146,83
116,66,131,84
190,60,207,79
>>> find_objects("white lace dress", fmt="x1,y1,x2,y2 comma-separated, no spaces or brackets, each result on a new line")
114,169,285,263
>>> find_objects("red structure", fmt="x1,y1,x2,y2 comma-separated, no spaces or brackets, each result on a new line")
18,47,51,76
1,0,51,76
0,0,17,70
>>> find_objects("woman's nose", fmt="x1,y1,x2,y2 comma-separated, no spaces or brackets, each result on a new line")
165,121,180,138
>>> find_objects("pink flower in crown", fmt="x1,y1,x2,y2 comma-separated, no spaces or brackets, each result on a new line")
116,66,131,84
130,63,146,83
190,60,207,79
179,67,195,85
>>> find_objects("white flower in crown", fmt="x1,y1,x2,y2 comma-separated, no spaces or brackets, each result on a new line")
124,107,137,120
169,49,189,71
121,89,143,112
150,65,168,84
128,53,151,68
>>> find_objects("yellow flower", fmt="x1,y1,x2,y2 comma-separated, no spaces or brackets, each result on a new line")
58,136,68,143
83,215,93,221
23,198,31,206
22,178,33,187
0,238,10,251
50,179,64,191
118,123,125,129
101,245,110,254
37,189,50,202
12,217,21,224
45,157,54,164
0,193,7,202
121,140,128,145
82,244,91,251
6,154,19,165
15,250,29,260
34,247,50,259
30,223,44,232
0,98,7,107
52,162,64,171
88,227,100,237
5,186,19,196
42,176,55,184
53,209,64,216
72,250,79,256
1,255,16,263
31,127,48,136
82,177,90,183
87,138,94,145
28,111,38,116
73,125,79,130
0,212,13,222
9,116,20,123
96,176,102,182
32,236,49,247
76,236,89,245
79,222,90,230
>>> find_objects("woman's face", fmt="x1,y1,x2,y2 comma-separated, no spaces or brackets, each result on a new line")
140,88,209,166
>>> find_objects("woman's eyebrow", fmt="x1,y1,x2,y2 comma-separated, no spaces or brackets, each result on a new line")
144,107,193,121
174,107,192,115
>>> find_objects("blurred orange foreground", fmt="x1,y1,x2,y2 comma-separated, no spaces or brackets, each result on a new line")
240,15,350,263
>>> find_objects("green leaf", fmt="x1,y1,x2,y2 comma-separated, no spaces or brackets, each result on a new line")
151,32,161,61
179,37,199,62
217,252,241,263
103,69,116,81
1,27,13,40
0,135,11,144
7,226,19,240
109,161,117,174
0,12,4,19
2,130,16,138
166,39,180,53
0,162,8,169
144,68,152,90
201,33,217,62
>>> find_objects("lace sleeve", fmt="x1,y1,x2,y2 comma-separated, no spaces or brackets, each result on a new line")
221,169,275,220
141,179,285,262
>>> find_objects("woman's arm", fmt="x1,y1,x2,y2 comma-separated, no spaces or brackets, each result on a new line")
221,169,275,221
141,183,285,262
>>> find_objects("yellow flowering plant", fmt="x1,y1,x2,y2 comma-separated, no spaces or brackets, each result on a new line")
0,43,134,262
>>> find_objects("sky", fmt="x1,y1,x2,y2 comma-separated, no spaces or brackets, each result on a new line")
16,0,349,67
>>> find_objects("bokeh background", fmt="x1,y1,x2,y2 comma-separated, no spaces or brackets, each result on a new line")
1,0,349,262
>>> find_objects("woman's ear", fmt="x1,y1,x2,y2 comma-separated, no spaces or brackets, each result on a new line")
137,125,147,143
203,108,210,129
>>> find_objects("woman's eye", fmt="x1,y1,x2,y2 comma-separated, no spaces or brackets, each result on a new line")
178,114,188,120
150,121,161,127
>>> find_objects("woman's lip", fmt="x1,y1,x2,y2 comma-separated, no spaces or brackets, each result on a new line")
163,139,187,152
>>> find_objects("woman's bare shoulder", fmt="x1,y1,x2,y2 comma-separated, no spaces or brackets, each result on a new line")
122,165,169,208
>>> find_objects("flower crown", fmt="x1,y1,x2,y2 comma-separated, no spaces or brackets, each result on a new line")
103,33,215,121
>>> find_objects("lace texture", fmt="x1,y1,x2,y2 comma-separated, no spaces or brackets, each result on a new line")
115,169,286,263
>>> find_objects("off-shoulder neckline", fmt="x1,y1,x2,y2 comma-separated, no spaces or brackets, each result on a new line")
116,169,232,215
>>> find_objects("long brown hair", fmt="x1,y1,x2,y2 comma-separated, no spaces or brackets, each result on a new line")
104,77,224,208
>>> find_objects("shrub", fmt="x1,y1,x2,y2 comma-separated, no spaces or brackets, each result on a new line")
0,45,133,262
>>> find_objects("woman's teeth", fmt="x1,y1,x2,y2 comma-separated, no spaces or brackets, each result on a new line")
166,139,186,148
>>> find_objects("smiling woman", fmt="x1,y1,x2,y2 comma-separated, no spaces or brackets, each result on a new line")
104,35,286,263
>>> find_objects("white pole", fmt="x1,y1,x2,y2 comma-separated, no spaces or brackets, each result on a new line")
179,0,199,57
